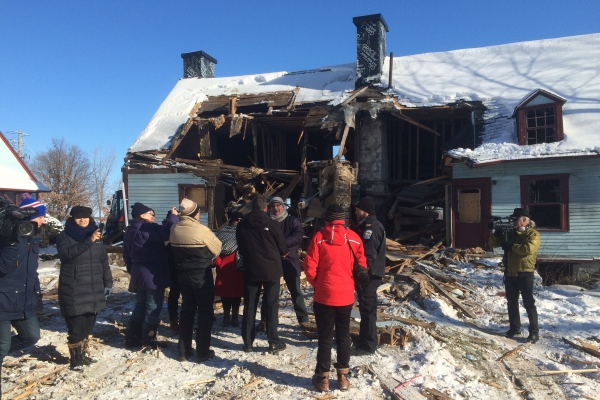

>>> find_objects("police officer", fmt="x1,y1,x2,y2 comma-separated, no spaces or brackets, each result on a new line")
351,197,386,356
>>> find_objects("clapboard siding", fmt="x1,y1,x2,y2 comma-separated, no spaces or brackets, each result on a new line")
128,173,208,226
453,157,600,258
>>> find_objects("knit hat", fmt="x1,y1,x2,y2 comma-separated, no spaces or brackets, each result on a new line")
356,197,376,215
269,196,284,206
230,211,244,220
131,202,153,219
511,208,530,218
180,198,199,216
70,205,93,219
18,197,46,220
322,204,346,222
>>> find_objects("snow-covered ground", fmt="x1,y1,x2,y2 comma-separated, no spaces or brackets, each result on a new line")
2,255,600,399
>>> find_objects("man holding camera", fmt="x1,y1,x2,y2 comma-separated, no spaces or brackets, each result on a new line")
0,198,46,395
489,208,541,343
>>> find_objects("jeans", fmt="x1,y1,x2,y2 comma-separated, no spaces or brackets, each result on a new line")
0,316,40,365
178,269,215,357
313,301,352,374
356,276,382,352
129,288,165,327
64,313,97,343
505,272,539,333
242,280,280,347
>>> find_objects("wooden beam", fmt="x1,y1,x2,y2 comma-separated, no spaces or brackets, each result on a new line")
428,278,477,319
251,122,258,166
334,124,351,161
280,173,302,201
341,86,369,106
228,97,237,115
389,110,441,137
563,337,600,359
161,118,195,164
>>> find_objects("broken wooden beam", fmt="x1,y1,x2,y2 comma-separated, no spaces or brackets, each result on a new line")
563,337,600,359
428,279,477,319
497,344,531,361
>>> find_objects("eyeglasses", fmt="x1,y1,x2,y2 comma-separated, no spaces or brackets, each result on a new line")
144,212,155,217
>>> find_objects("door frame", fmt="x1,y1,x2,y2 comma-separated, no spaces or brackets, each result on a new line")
451,177,492,249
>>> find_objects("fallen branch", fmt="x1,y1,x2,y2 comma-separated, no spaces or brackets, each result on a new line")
497,344,531,361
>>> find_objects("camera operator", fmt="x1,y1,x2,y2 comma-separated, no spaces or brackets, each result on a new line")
489,208,540,343
0,198,46,395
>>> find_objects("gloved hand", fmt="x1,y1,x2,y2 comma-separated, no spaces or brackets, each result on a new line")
104,287,112,299
493,228,505,238
501,241,513,252
36,292,43,313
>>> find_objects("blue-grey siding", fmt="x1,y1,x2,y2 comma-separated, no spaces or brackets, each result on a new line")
128,173,208,227
453,157,600,259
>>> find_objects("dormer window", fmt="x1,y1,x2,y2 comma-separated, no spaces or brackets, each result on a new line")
514,89,566,146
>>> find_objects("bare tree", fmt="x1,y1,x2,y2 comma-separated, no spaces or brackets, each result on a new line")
30,138,91,221
89,146,116,221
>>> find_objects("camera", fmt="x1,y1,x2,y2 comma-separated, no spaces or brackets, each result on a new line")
489,215,515,231
0,197,39,243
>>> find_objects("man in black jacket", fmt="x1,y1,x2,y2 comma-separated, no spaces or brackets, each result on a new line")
351,197,386,356
236,196,288,354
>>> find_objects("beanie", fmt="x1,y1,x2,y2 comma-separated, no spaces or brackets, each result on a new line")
356,197,376,215
230,211,244,220
70,205,93,219
18,198,46,220
322,204,346,222
269,196,284,206
131,202,153,219
180,198,199,216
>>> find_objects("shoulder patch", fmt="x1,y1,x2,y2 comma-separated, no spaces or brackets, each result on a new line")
264,227,270,231
363,230,373,240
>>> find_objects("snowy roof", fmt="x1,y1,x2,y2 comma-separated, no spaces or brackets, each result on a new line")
130,33,600,164
0,131,50,193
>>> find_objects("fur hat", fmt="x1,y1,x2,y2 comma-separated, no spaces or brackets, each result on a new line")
180,198,199,216
322,204,346,222
131,202,153,219
511,208,530,218
18,197,46,219
70,205,93,219
356,197,376,215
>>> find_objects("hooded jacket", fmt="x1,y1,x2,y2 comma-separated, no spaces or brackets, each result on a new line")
0,236,41,321
169,215,222,275
236,210,287,282
123,213,178,290
303,221,367,306
489,227,540,277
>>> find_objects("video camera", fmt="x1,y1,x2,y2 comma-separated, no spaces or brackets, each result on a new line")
0,197,39,243
489,215,515,231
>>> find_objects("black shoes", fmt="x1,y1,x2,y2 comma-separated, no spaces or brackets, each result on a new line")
243,345,253,353
197,349,215,362
526,333,539,344
268,341,286,354
124,338,142,349
350,346,375,356
505,329,522,338
256,321,266,332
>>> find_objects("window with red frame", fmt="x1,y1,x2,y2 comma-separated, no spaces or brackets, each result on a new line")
525,106,556,145
516,90,565,145
520,174,569,231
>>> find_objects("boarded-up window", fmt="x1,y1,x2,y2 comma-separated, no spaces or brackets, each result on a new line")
458,189,480,223
178,185,207,211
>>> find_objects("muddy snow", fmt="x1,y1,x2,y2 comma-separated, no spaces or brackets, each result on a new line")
2,256,600,400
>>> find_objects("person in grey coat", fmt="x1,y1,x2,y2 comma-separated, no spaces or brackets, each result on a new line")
56,206,113,371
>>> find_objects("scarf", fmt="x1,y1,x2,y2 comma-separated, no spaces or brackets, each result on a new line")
269,209,288,223
215,224,238,256
64,218,98,242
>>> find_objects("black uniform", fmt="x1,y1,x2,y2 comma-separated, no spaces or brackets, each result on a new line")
352,214,386,353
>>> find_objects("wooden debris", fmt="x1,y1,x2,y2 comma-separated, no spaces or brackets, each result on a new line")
479,379,503,389
243,376,265,389
310,394,335,400
422,386,454,400
368,365,427,400
377,312,436,329
497,344,531,361
563,337,600,359
562,353,600,368
541,369,599,375
186,378,217,385
427,279,477,319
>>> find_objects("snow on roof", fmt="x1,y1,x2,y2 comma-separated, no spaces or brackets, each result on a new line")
0,132,50,193
130,33,600,164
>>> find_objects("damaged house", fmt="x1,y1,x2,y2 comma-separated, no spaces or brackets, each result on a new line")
124,14,600,275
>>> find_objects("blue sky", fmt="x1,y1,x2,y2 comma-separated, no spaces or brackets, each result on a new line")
1,0,598,188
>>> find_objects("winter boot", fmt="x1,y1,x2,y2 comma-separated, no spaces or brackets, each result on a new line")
312,371,329,392
222,308,230,327
82,338,98,365
141,324,161,351
230,305,239,327
68,341,85,371
169,319,179,332
124,320,143,348
336,368,350,391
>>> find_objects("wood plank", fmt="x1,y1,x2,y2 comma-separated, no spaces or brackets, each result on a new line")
334,124,351,161
389,110,441,137
563,337,600,359
428,279,477,319
341,86,369,106
368,365,427,400
161,118,195,164
377,312,436,329
280,173,302,201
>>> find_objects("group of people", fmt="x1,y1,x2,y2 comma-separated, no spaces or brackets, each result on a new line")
0,190,541,395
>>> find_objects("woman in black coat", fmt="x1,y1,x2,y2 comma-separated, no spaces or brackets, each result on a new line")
56,206,113,371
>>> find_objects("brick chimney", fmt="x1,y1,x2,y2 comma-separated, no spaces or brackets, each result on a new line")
181,51,217,79
352,14,389,88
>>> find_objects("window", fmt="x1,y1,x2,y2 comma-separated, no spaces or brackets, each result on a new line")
520,174,569,231
515,89,566,146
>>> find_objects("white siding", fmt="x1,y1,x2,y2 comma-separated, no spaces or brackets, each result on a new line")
128,173,209,226
453,158,600,258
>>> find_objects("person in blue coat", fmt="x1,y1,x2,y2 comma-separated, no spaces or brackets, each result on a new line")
123,202,179,349
0,197,46,396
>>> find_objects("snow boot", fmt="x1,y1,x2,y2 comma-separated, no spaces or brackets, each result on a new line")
141,324,160,351
82,338,97,365
68,341,85,371
336,368,350,391
230,305,239,327
312,371,329,392
124,320,143,348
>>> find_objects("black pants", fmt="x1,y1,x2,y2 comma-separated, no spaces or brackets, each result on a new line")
242,280,280,347
356,276,382,352
178,269,215,357
168,263,181,322
65,313,97,343
259,275,308,324
222,297,241,313
505,272,539,333
313,301,352,374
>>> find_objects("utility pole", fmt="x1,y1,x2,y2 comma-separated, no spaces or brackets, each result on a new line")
7,130,29,159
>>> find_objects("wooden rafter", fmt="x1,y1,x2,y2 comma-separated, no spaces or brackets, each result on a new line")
389,110,441,137
161,118,196,164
